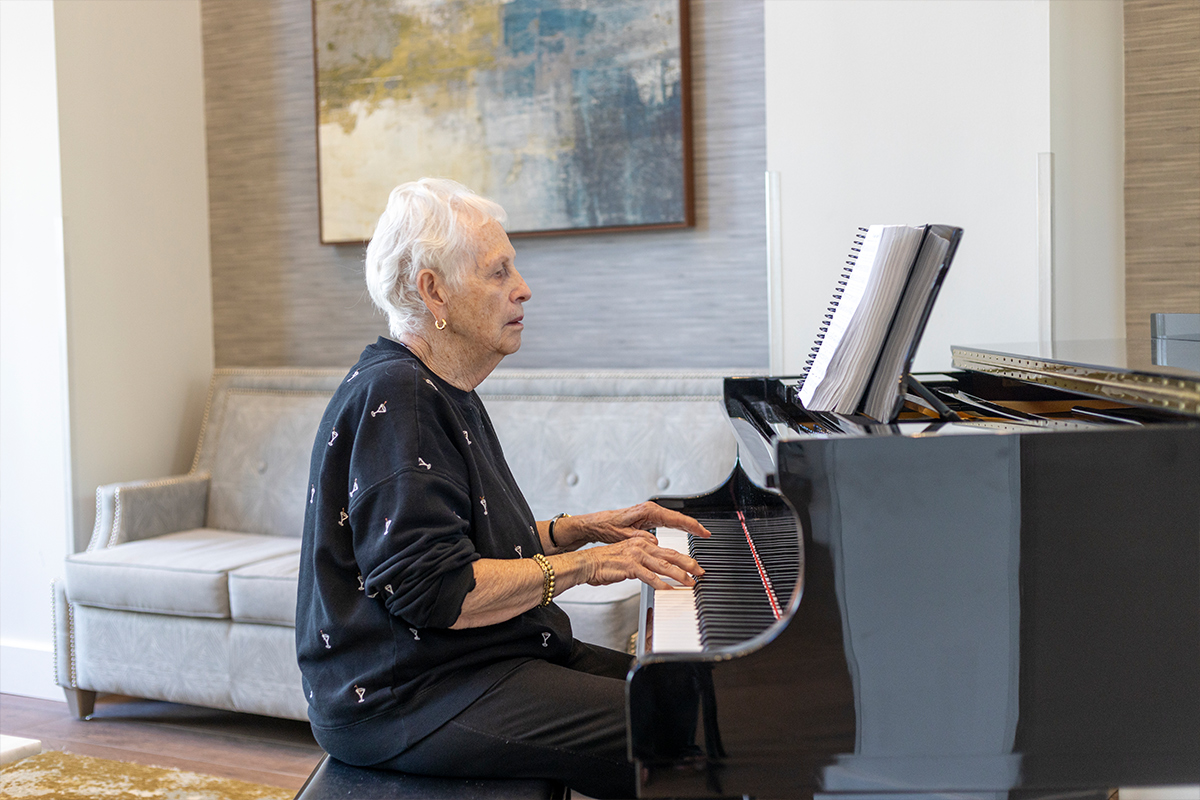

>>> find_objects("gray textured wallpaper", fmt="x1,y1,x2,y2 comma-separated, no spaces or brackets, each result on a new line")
202,0,766,370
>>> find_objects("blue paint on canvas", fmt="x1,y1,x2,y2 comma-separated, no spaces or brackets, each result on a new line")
495,0,684,229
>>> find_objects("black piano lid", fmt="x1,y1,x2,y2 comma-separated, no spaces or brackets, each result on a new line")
631,364,1200,799
631,427,1200,798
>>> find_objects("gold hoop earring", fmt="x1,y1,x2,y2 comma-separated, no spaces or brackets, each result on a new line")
435,318,447,331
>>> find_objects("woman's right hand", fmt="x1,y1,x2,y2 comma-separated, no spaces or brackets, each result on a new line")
574,537,704,591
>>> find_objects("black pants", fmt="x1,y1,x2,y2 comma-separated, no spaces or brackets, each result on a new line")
375,640,636,799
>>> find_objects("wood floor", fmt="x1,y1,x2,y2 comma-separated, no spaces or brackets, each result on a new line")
0,692,323,791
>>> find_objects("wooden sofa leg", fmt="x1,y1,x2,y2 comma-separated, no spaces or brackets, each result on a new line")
63,688,96,719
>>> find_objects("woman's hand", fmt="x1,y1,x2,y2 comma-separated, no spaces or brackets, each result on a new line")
576,536,706,591
550,501,712,551
549,501,712,591
456,503,711,628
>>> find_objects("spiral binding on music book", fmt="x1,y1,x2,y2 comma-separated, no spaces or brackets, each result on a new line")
801,227,868,379
797,223,963,420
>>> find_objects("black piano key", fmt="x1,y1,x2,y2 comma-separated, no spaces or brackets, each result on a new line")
674,510,801,651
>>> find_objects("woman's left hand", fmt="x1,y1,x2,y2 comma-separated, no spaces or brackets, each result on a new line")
552,501,711,551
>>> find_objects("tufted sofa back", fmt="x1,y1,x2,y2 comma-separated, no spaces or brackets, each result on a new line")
476,370,739,520
190,367,742,538
191,369,344,538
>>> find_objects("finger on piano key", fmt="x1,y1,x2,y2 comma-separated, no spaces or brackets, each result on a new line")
651,527,705,583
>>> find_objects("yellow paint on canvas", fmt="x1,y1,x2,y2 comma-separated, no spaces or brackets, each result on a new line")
319,0,504,134
319,95,492,242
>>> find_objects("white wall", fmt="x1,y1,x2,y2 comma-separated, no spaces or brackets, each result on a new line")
1049,0,1125,341
0,0,73,701
766,0,1125,375
55,0,216,554
0,0,214,701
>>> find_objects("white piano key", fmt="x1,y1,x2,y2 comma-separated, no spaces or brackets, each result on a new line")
647,527,702,652
655,526,691,557
651,586,702,652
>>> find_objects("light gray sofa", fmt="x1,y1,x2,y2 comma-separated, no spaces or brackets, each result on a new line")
52,367,738,720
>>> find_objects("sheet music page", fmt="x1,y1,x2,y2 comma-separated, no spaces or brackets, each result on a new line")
799,225,885,408
824,225,925,413
864,232,952,421
800,225,924,413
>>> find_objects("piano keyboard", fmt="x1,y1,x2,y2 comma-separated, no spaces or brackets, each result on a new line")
645,512,801,653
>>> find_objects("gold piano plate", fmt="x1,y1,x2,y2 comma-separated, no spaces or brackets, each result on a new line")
952,340,1200,418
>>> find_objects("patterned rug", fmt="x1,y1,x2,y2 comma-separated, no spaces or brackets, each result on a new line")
0,750,293,800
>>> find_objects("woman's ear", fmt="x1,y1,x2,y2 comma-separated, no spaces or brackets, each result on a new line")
415,268,448,319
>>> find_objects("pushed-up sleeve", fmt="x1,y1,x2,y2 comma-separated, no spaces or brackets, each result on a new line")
349,468,479,629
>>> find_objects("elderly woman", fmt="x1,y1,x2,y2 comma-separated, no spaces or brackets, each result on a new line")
296,178,708,799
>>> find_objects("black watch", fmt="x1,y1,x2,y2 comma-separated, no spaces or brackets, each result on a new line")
548,512,570,547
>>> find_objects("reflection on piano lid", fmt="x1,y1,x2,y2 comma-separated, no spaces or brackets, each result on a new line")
628,346,1200,799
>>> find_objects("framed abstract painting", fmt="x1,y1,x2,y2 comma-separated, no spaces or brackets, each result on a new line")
312,0,693,242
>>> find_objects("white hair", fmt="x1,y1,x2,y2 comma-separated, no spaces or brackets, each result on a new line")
364,178,507,339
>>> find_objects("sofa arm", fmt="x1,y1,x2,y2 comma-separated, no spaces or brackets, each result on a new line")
52,577,73,687
87,473,210,551
53,577,97,717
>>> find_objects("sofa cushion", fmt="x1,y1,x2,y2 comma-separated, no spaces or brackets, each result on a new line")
65,530,301,618
228,551,300,626
555,579,642,652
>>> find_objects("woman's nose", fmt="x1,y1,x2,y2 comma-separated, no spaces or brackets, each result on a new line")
513,268,532,302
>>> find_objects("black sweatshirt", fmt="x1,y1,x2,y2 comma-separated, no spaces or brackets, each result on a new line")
296,338,573,766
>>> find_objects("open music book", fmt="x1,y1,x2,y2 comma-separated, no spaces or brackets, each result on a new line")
798,224,962,422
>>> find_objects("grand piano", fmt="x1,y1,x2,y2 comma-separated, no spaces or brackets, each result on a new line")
628,337,1200,799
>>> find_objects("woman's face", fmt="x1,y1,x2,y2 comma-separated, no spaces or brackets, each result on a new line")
447,217,531,360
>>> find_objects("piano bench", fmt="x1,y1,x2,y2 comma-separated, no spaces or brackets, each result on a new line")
294,754,570,800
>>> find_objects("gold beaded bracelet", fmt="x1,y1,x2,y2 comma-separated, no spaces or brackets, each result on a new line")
532,553,555,607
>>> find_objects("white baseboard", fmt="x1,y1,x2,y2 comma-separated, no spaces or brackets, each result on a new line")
0,640,61,701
